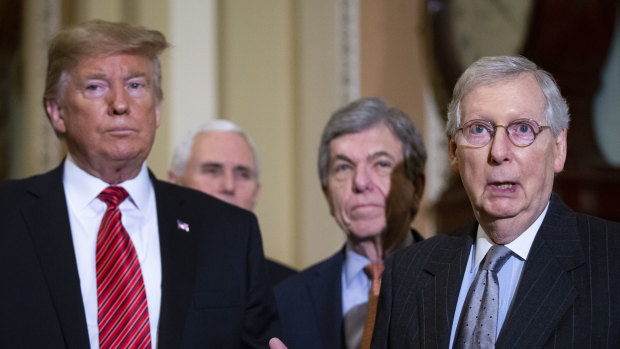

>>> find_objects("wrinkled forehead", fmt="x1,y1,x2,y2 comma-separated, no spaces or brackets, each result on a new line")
461,74,546,121
328,124,404,161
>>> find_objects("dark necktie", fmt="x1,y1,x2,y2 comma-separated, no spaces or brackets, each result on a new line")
454,245,512,349
96,186,151,349
360,261,384,349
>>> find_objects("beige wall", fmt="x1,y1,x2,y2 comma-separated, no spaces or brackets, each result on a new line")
218,1,345,268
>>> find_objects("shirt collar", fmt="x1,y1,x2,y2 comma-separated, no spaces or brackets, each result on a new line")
63,154,152,211
473,202,550,271
343,244,371,286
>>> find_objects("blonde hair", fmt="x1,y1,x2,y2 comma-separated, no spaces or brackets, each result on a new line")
43,20,170,110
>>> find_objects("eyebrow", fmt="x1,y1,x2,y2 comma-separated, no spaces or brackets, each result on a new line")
82,71,149,82
331,150,396,164
367,151,396,162
126,71,149,80
233,165,253,172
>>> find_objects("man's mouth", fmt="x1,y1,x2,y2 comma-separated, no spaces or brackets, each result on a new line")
494,183,515,189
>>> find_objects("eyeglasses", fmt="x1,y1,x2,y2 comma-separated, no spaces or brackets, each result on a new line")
457,118,550,148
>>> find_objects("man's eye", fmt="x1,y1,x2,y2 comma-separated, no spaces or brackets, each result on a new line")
471,124,489,134
234,168,253,180
202,167,221,175
335,163,352,172
86,85,100,91
516,124,532,134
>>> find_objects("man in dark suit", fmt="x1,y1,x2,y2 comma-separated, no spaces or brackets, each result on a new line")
0,20,278,348
167,119,297,284
272,97,427,349
372,56,620,348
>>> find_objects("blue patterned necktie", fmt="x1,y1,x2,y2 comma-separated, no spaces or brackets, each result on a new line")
454,245,512,349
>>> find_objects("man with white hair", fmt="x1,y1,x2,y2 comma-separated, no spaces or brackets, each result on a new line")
371,56,620,348
169,119,296,284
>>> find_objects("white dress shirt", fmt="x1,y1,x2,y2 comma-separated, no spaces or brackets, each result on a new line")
448,203,549,348
63,155,162,349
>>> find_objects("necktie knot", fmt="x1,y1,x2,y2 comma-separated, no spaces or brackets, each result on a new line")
363,261,384,283
363,261,384,297
98,186,129,207
482,244,512,273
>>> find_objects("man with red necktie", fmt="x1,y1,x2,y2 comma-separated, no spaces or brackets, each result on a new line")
0,20,278,348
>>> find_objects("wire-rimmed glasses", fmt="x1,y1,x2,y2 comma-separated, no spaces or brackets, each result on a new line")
457,118,550,148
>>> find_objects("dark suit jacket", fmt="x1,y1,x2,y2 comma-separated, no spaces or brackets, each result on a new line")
275,230,423,349
275,248,345,349
372,193,620,348
0,164,279,348
266,259,297,286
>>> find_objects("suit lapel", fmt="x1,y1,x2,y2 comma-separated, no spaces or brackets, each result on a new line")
152,177,198,348
420,228,474,348
497,194,584,347
23,165,90,348
306,250,345,348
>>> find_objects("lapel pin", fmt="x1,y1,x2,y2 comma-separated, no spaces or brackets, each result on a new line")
177,219,190,232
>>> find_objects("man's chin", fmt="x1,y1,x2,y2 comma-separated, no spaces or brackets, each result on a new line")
347,226,384,243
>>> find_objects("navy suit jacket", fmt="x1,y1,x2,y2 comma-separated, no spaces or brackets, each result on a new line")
267,259,297,286
0,164,279,348
372,193,620,348
275,248,345,349
275,230,423,349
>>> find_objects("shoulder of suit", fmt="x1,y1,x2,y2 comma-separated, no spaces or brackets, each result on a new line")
153,178,254,216
0,167,62,208
390,230,471,263
275,249,344,292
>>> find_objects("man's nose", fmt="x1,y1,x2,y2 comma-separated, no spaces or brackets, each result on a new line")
489,127,513,164
352,165,375,193
107,86,129,115
220,171,235,194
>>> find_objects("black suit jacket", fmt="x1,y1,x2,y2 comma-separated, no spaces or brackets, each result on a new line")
0,164,279,348
275,230,423,349
266,259,297,286
372,193,620,348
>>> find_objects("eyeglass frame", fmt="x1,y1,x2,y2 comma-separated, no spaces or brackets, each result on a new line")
456,118,551,148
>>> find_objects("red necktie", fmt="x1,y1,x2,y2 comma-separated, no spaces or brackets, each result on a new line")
96,186,151,349
360,261,384,349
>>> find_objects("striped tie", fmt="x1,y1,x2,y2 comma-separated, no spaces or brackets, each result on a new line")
96,186,151,349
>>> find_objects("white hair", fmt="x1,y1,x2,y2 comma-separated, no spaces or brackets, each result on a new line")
446,56,570,138
169,119,260,179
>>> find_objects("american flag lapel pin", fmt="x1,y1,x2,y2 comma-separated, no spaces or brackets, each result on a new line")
176,219,190,232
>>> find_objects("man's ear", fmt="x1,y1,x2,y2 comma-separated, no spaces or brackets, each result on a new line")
45,99,67,134
249,182,261,211
553,128,568,173
155,101,162,128
448,135,460,173
167,170,178,184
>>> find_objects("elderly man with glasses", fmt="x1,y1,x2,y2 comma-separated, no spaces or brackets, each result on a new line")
370,56,620,348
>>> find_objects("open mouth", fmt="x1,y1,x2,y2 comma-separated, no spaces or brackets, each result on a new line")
489,182,518,191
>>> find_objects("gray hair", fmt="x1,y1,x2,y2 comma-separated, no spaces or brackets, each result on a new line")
446,56,570,138
318,97,427,187
169,119,260,179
